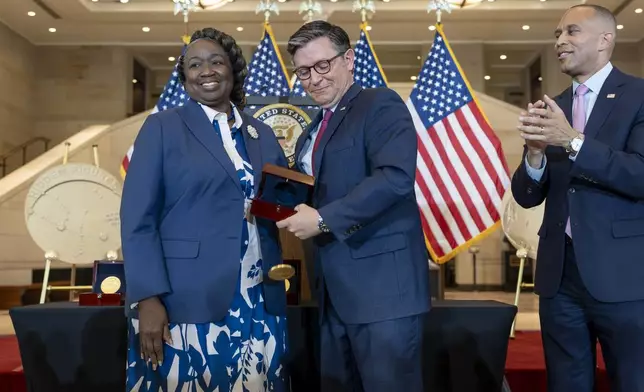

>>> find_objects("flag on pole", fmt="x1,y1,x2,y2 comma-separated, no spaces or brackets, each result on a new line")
407,24,510,263
119,41,190,179
245,22,292,98
353,22,387,88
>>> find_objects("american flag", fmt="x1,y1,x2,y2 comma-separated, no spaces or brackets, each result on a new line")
407,24,510,263
119,43,189,179
353,23,387,88
245,22,291,99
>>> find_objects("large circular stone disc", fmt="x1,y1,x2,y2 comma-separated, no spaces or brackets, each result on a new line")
500,187,544,260
24,163,122,265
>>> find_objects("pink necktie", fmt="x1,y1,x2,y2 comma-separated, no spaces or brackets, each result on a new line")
565,84,589,238
312,110,333,175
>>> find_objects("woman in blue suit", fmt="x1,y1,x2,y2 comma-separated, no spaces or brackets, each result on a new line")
120,27,289,391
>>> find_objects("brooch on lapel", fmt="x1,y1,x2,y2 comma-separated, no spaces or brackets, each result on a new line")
247,125,259,139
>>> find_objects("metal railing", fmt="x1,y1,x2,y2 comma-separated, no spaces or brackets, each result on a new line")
0,137,51,178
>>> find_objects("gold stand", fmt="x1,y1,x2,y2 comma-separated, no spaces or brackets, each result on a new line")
510,247,533,338
38,144,110,303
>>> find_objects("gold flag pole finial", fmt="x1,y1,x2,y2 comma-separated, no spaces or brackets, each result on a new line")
427,0,452,25
256,0,279,24
299,0,323,22
352,0,375,23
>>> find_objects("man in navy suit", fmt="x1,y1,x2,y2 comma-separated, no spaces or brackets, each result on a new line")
276,21,430,392
514,5,644,391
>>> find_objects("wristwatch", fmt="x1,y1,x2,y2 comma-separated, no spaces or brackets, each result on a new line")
565,134,584,157
318,215,330,233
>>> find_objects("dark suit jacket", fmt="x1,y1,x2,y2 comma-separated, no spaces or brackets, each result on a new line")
295,84,431,324
512,67,644,302
120,99,289,324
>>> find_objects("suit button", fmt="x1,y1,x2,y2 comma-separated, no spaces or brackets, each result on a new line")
569,188,576,194
527,188,533,194
558,221,564,227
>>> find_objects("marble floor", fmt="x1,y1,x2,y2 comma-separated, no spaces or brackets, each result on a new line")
0,290,540,336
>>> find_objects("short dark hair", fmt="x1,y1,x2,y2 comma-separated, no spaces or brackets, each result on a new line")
287,20,351,57
177,27,248,109
570,4,617,32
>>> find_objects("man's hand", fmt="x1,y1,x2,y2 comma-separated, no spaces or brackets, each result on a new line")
518,95,581,148
276,204,322,240
138,296,172,370
520,100,548,168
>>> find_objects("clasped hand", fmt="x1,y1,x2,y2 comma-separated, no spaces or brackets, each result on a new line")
517,95,580,148
276,204,322,240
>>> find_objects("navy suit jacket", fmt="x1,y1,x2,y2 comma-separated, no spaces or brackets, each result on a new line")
295,84,431,324
120,99,289,324
512,67,644,302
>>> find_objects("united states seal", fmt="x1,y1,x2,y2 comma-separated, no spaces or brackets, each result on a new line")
253,103,312,167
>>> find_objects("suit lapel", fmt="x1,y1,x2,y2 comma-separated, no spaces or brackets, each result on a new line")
295,110,322,172
239,113,263,195
583,69,625,140
179,100,242,193
558,87,573,126
312,83,363,174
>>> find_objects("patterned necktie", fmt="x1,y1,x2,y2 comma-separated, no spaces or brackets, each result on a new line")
311,109,333,174
566,84,590,238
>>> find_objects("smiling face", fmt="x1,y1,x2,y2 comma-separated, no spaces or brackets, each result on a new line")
182,39,233,112
292,37,354,109
554,6,615,82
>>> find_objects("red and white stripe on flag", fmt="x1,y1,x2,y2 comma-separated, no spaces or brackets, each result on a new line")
407,24,510,263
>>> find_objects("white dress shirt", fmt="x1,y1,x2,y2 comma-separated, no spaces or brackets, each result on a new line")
526,61,613,181
300,104,337,176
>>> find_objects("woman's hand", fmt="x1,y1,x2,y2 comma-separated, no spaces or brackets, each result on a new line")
138,296,172,370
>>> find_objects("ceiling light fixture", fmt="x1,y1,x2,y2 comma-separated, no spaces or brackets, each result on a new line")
617,24,624,29
636,8,643,13
538,76,543,81
132,79,138,84
142,26,150,32
366,26,372,31
168,56,176,62
522,25,530,30
411,76,417,81
429,25,436,31
500,54,507,60
27,11,36,16
236,26,244,31
48,27,56,32
446,0,483,9
120,0,129,3
200,0,234,7
484,75,491,80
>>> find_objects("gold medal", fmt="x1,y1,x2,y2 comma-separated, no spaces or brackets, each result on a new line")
100,276,121,294
268,264,295,280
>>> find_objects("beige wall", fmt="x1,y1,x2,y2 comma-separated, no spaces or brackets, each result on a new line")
34,46,132,147
0,21,133,175
0,22,35,155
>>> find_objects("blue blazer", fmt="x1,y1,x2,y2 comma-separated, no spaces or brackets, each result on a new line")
120,99,289,324
294,84,431,324
512,68,644,302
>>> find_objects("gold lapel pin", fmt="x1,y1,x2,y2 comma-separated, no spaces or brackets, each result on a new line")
607,93,616,99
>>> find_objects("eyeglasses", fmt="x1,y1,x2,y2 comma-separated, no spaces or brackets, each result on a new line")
293,53,344,80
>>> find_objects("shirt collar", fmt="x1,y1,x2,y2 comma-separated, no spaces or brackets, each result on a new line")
199,102,243,129
573,61,613,95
